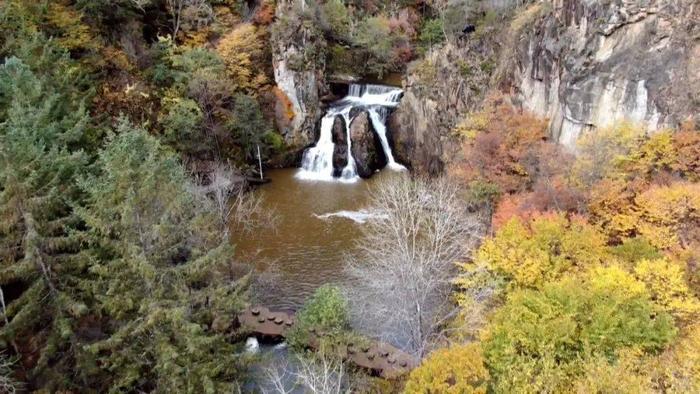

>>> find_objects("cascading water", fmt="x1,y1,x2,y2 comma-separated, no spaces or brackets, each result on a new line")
297,84,405,182
368,108,405,171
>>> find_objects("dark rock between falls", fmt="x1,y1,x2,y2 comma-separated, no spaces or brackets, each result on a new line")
331,116,348,176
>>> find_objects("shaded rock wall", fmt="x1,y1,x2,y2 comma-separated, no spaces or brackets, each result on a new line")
513,0,699,149
388,37,499,175
271,3,327,150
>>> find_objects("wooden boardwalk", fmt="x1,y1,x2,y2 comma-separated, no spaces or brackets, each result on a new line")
238,306,419,379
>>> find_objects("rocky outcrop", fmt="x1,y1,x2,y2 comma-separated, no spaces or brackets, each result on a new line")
331,116,348,176
276,0,699,174
350,112,386,178
389,0,699,174
389,37,499,175
272,51,324,149
271,3,327,150
511,0,700,149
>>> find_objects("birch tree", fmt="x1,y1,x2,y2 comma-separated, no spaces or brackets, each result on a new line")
264,351,351,394
192,161,276,237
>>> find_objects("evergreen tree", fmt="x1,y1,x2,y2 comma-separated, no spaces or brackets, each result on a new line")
0,56,91,387
78,121,249,392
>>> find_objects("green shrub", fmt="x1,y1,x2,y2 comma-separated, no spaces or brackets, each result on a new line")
326,44,355,75
229,94,273,161
288,285,349,349
458,60,472,77
479,60,495,74
464,180,501,210
161,97,203,152
610,237,662,265
353,16,394,77
419,18,445,50
262,131,286,153
321,0,351,40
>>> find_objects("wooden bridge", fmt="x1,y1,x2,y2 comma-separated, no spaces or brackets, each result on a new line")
238,306,419,379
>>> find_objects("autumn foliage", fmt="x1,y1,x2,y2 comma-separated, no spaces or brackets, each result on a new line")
216,23,268,93
443,100,700,393
405,344,489,394
451,98,554,194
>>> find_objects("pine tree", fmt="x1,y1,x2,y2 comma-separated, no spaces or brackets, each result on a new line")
0,55,91,387
78,121,249,393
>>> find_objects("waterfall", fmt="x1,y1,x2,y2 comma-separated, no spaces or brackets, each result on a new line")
297,84,404,182
297,112,338,182
368,108,406,171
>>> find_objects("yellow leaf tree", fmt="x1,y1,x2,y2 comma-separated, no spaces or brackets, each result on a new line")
646,324,700,393
634,257,700,322
635,182,700,250
474,213,608,288
404,344,489,394
571,121,644,187
216,23,267,93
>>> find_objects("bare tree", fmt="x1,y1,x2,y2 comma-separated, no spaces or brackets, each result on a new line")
344,175,481,357
263,351,351,394
0,352,20,394
192,162,276,238
166,0,213,39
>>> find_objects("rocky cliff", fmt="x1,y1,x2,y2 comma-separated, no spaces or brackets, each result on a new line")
389,35,499,174
272,51,323,148
272,0,699,174
271,2,327,150
388,0,699,173
512,0,700,149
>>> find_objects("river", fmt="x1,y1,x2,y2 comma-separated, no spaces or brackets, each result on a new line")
231,168,398,310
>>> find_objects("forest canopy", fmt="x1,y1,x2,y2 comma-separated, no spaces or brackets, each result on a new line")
1,0,698,392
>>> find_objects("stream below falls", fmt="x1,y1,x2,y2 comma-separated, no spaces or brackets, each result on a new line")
233,83,406,390
231,168,399,310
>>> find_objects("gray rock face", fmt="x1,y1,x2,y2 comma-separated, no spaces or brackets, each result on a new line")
272,51,323,148
331,116,348,176
512,0,700,149
271,3,327,151
390,0,699,174
388,39,497,175
350,112,386,178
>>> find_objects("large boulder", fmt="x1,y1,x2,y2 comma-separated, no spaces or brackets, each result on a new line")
350,111,386,178
331,116,348,176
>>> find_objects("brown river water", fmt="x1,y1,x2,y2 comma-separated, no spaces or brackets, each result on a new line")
231,168,397,310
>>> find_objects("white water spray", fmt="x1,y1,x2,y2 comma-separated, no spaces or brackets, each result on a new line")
368,108,406,171
314,209,388,224
296,84,404,182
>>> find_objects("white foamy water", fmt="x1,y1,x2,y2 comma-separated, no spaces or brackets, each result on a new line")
296,84,404,182
314,209,387,224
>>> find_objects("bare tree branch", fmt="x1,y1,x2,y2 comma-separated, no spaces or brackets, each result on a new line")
165,0,213,40
263,351,351,394
191,162,277,238
344,175,482,358
0,352,20,394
